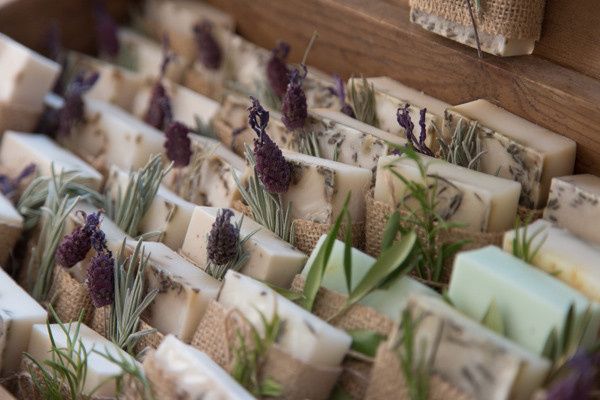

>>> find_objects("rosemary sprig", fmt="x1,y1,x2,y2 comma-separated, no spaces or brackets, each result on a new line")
234,145,294,244
95,348,155,400
106,240,158,354
349,77,378,127
297,129,321,157
394,309,430,400
105,154,171,236
437,117,486,171
511,216,548,264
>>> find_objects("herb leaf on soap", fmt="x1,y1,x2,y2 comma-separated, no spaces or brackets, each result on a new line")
96,347,155,400
349,77,379,127
438,116,485,171
511,215,547,264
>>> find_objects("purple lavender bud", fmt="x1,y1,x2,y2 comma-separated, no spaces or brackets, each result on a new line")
206,208,239,266
281,66,308,131
397,105,434,157
144,82,173,130
93,0,120,58
546,351,599,400
193,20,222,70
164,121,192,167
0,163,36,200
46,22,62,63
266,41,290,98
331,74,355,118
55,226,92,268
86,251,115,308
58,72,100,136
159,34,175,79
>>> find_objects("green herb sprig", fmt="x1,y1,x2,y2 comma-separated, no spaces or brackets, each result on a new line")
480,299,505,335
511,215,547,264
297,129,321,158
397,309,430,400
437,117,485,171
193,115,217,139
349,77,378,127
95,348,155,400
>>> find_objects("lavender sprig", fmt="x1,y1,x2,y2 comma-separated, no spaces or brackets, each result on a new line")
144,37,174,131
87,250,115,308
93,0,120,58
281,66,308,132
397,105,434,157
331,74,355,118
55,210,103,268
58,72,100,136
266,41,291,99
164,121,192,167
193,20,222,70
0,163,36,201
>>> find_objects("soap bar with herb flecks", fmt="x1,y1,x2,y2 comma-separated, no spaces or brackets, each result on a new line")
218,270,352,368
444,100,576,209
181,207,306,287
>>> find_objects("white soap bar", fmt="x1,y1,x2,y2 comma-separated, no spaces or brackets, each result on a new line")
0,33,60,110
127,241,220,342
60,98,164,171
219,271,352,368
0,131,103,191
374,153,521,232
281,150,372,225
181,207,307,287
449,246,600,355
153,335,254,399
544,174,600,246
0,268,46,376
445,100,576,208
504,219,600,302
27,323,136,396
407,294,550,400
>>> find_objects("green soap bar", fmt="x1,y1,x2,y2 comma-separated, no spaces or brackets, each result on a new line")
448,245,600,355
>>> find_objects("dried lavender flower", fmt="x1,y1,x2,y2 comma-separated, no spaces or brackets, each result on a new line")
144,38,174,130
249,97,291,194
55,211,103,268
331,74,355,118
281,66,308,131
0,163,36,200
93,0,120,58
86,251,115,308
58,72,100,136
266,41,290,98
164,121,192,167
193,20,222,70
397,105,434,157
207,209,239,266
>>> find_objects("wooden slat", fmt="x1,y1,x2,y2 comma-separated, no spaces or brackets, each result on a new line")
206,0,600,175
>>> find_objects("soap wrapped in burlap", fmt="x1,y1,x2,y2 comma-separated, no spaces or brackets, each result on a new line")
290,275,394,399
50,266,94,325
190,300,342,400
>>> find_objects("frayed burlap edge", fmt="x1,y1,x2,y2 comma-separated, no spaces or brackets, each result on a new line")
190,300,342,400
365,343,473,400
49,266,94,325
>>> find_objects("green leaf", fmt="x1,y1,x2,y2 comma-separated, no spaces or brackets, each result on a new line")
381,211,401,252
265,283,305,302
349,330,387,358
259,377,283,397
343,211,353,294
481,299,505,335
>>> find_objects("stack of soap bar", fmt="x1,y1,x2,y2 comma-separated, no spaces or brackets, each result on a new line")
444,100,576,208
0,268,46,376
60,98,164,171
27,323,136,397
504,219,600,302
219,271,352,368
127,241,220,342
543,174,600,246
0,131,103,191
448,246,600,355
348,76,449,143
152,335,253,399
407,294,550,400
181,207,307,287
117,28,187,82
301,235,438,320
281,150,372,225
0,193,23,266
374,153,521,232
164,135,246,207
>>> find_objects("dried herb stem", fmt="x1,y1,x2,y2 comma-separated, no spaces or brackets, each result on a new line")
349,77,379,127
437,117,486,171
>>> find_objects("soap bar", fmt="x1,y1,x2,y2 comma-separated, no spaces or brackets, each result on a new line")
27,323,136,396
448,246,600,355
117,28,187,82
349,76,448,144
0,131,103,191
444,100,576,208
407,294,550,400
543,174,600,246
152,335,254,399
219,271,352,368
181,207,307,287
127,241,220,342
301,235,438,321
504,219,600,302
0,33,60,110
0,193,23,266
281,150,372,225
0,268,46,376
374,153,521,232
59,98,164,171
164,135,246,207
303,69,342,110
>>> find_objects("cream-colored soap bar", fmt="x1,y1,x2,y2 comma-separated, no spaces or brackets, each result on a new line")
60,98,164,171
282,150,372,225
219,271,352,368
181,207,307,287
117,28,187,82
504,219,600,302
0,33,60,110
27,323,136,396
153,335,254,399
0,193,23,266
164,135,246,207
407,294,550,400
374,153,521,232
126,241,220,342
544,174,600,246
0,131,103,191
444,100,576,208
0,268,46,376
